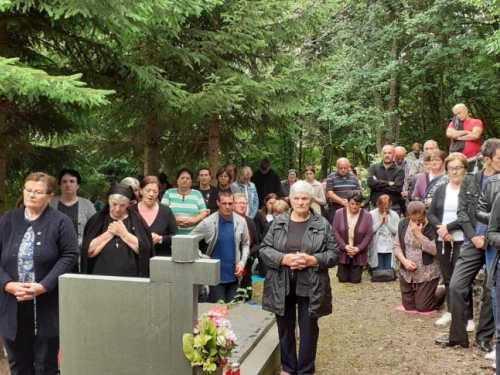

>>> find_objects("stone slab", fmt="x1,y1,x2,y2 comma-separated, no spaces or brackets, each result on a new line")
59,274,171,375
198,303,279,374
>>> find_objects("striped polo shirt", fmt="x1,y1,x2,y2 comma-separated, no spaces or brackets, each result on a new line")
326,171,361,208
161,189,207,234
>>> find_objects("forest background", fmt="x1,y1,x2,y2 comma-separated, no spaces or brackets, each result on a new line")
2,0,500,215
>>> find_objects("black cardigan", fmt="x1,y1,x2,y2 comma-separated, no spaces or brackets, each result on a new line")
0,206,79,340
427,182,462,234
81,209,155,277
398,217,436,268
129,204,179,256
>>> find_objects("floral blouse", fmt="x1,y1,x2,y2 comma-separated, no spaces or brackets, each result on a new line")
393,224,440,284
18,211,35,283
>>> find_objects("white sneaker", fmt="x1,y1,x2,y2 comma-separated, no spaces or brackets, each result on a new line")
435,312,452,326
466,319,475,332
485,349,496,360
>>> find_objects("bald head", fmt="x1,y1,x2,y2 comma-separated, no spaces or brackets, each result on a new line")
394,146,406,165
381,145,395,166
336,158,350,177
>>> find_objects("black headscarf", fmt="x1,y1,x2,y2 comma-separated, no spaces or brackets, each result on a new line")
81,183,154,277
107,183,135,201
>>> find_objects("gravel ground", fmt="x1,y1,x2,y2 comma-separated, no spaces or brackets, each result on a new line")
0,269,493,375
252,268,496,375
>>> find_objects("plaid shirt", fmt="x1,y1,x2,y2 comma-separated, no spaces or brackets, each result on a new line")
396,158,412,192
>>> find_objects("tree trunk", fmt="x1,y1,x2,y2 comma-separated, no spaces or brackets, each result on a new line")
0,24,7,217
144,119,159,176
0,109,6,217
374,88,383,153
208,114,220,185
385,38,400,146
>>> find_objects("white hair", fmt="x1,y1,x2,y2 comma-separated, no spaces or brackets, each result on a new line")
120,177,140,188
290,180,314,198
452,103,468,112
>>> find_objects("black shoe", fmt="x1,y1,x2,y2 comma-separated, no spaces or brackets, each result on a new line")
477,341,493,352
434,338,469,348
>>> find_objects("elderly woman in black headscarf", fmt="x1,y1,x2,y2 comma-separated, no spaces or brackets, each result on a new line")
81,183,154,277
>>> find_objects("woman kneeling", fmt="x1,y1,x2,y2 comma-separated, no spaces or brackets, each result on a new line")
393,201,444,312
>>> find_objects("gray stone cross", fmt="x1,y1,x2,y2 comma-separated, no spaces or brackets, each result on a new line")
59,235,220,375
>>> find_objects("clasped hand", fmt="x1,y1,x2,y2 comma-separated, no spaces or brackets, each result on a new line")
345,245,359,257
283,253,317,270
108,220,128,237
5,282,47,301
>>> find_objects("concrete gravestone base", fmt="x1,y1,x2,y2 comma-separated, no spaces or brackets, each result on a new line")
59,235,279,375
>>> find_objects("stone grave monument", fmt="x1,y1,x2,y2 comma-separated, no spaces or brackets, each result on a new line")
59,235,279,375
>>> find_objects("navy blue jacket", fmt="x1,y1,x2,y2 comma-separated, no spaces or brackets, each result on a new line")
0,206,79,340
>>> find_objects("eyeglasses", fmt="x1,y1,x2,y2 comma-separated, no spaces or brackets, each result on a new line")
448,166,465,173
235,202,248,206
24,189,48,197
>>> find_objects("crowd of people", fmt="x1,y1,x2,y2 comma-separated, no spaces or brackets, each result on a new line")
1,103,499,374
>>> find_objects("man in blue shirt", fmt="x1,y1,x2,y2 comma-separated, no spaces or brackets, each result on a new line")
191,191,250,303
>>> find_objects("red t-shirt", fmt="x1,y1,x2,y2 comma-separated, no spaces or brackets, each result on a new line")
448,118,483,158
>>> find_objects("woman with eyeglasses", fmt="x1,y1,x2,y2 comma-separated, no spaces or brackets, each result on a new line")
129,176,179,256
0,172,79,374
161,168,208,235
332,190,373,283
428,152,469,327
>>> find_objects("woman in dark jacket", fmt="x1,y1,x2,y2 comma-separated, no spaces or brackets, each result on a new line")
82,183,155,278
394,201,444,312
332,190,373,283
260,181,339,375
428,152,469,327
0,172,79,374
129,175,179,256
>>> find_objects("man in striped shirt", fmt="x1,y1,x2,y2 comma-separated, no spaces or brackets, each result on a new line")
326,158,361,222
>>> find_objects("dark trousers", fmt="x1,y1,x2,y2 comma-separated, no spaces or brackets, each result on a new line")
449,243,494,343
436,241,472,318
276,278,319,375
210,281,239,303
337,259,363,283
399,277,443,312
3,301,59,375
495,262,500,371
240,272,253,300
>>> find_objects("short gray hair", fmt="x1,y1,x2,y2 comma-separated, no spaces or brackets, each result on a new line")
290,180,314,198
120,177,140,189
233,193,247,202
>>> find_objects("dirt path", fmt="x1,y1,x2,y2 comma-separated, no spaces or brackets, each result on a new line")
0,269,493,375
253,269,495,375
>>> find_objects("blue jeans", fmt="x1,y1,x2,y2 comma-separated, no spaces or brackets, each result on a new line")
486,246,497,324
210,281,239,303
373,253,392,271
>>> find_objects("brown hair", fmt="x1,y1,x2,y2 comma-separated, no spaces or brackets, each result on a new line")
258,193,278,220
406,201,427,216
445,152,469,172
428,149,447,162
304,165,316,174
376,195,392,208
140,175,161,189
216,167,229,179
24,172,57,194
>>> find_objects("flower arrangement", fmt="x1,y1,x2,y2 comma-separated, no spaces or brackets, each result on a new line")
183,304,238,373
